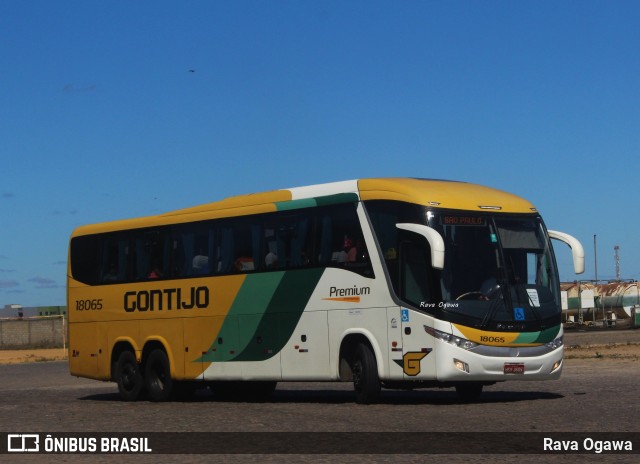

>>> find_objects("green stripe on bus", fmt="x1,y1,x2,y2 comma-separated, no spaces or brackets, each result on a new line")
314,193,359,206
196,268,325,363
275,193,359,211
513,325,560,344
198,272,285,363
276,198,317,211
233,268,325,361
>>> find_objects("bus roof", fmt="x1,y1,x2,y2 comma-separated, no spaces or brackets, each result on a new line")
357,178,536,213
71,178,537,236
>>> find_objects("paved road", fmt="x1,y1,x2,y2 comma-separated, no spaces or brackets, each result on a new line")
1,346,638,463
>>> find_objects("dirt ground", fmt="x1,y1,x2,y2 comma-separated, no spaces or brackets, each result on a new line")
0,347,68,364
0,342,638,365
563,342,640,359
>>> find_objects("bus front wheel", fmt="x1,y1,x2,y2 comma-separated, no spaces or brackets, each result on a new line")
115,350,144,402
352,343,381,404
145,349,173,402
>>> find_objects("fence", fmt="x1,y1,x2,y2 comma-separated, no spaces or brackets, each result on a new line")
0,316,65,349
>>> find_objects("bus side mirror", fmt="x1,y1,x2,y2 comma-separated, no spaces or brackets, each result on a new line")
396,223,445,270
548,230,585,275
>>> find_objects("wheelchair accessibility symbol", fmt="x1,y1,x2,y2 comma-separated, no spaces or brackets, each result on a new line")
514,307,525,321
401,309,409,323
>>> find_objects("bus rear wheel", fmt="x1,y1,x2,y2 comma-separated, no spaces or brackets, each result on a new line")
352,343,381,404
145,349,173,402
115,350,143,402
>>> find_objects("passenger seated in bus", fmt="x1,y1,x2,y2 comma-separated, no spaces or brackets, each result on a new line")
343,236,369,269
264,242,277,269
347,238,367,263
234,256,255,272
334,235,353,264
148,264,163,279
192,250,209,274
103,263,119,282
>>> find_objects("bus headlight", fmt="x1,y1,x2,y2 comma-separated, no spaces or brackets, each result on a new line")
545,335,564,350
424,326,478,351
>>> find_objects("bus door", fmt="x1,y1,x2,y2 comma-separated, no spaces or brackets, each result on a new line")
399,235,437,380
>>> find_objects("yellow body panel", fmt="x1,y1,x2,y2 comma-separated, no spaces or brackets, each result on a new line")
358,178,537,213
68,275,247,380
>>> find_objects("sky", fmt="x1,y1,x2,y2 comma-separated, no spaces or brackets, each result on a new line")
1,1,639,308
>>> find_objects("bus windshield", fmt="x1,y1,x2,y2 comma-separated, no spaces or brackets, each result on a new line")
365,201,562,331
430,212,561,330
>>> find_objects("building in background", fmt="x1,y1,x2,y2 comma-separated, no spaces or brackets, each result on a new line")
2,304,67,318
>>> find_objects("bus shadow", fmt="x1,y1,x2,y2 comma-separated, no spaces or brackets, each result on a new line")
272,389,563,405
78,388,563,405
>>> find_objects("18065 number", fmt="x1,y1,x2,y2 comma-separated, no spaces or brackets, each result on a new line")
75,299,103,311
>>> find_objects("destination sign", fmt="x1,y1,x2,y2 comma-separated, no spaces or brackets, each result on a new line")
441,216,486,226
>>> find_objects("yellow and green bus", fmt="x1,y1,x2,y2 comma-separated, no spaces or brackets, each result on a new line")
67,178,584,403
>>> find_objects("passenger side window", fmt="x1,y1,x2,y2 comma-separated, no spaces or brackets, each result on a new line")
134,230,169,280
173,223,215,277
101,234,130,283
317,203,372,277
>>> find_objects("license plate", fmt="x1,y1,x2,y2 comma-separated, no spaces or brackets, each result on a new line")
504,363,525,374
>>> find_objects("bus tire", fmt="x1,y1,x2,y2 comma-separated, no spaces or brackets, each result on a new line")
115,350,143,402
352,343,381,404
144,349,173,402
455,382,483,402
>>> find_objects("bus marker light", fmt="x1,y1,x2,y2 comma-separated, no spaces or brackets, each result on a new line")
552,361,562,371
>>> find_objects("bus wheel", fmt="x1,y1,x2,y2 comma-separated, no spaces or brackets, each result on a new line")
145,349,173,402
115,350,143,402
352,343,381,404
455,382,483,402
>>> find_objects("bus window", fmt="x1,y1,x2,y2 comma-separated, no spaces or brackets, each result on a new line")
70,235,100,285
274,214,311,269
134,230,169,280
101,235,129,283
316,203,372,276
173,223,214,277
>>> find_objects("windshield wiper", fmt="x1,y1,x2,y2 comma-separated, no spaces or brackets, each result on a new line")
479,279,505,329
